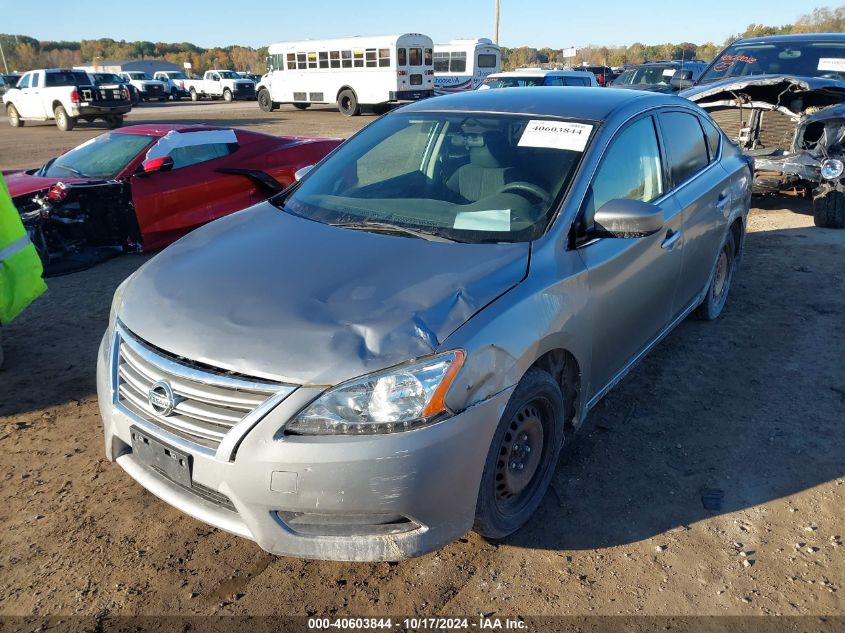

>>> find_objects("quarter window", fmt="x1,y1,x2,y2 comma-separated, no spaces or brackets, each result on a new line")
660,111,709,185
167,142,236,170
700,116,722,162
586,116,664,225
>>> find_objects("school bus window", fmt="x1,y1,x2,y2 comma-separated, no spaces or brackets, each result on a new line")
319,52,329,68
296,52,307,69
341,50,353,68
353,50,364,68
478,54,497,68
378,48,390,67
450,52,467,72
365,49,377,68
425,48,433,65
308,52,318,69
330,51,341,68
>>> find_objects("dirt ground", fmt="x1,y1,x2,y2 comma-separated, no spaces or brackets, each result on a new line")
0,100,843,622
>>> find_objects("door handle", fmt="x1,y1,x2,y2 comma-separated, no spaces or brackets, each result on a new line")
661,229,681,251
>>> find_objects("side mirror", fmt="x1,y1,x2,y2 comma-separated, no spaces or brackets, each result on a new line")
141,156,174,175
593,198,664,238
670,69,694,91
294,164,314,181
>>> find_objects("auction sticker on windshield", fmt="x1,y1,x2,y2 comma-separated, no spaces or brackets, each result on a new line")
818,58,845,72
518,120,593,152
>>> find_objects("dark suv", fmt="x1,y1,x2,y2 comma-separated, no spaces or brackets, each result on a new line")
610,61,708,93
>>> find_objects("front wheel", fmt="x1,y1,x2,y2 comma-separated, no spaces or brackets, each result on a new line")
190,89,199,102
223,89,233,102
54,105,75,132
170,88,180,101
6,104,23,127
337,89,360,116
106,115,124,129
293,103,309,110
696,230,737,320
813,189,845,229
474,367,565,540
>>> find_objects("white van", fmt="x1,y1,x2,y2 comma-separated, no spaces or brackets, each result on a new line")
478,69,598,90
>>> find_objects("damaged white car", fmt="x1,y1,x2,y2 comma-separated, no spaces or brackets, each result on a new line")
680,33,845,228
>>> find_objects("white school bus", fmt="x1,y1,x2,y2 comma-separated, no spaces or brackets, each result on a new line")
256,34,435,116
433,38,501,94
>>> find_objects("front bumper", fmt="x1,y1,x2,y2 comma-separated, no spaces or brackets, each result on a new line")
97,332,512,561
752,150,825,191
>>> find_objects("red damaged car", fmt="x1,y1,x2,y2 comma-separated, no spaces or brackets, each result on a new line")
6,124,341,274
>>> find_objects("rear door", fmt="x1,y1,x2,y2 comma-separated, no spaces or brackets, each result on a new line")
656,109,731,314
576,113,685,394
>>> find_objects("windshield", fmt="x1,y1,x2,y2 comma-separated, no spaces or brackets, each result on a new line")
127,72,151,80
39,133,155,179
92,73,122,83
280,112,591,243
217,71,240,79
699,40,845,84
167,71,188,79
483,76,545,88
613,66,675,86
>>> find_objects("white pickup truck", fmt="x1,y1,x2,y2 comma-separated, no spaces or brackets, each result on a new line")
182,70,256,102
2,68,131,131
118,71,168,101
152,71,191,100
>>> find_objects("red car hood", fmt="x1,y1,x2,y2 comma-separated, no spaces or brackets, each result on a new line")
2,169,88,199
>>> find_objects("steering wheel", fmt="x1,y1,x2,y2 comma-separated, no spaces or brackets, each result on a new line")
497,181,551,204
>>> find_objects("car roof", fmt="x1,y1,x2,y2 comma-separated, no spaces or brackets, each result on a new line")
112,123,235,138
734,32,845,44
401,86,672,121
489,69,588,78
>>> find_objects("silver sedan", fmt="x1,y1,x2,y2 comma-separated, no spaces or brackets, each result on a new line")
97,87,752,561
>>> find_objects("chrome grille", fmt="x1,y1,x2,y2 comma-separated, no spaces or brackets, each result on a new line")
115,327,290,449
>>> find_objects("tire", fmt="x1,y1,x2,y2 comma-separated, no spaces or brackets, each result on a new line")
474,367,566,540
6,104,22,127
257,89,277,112
337,89,360,116
813,189,845,228
293,103,309,110
695,230,737,321
54,105,75,132
371,103,390,115
170,88,180,101
223,89,233,102
190,89,199,102
106,115,124,129
158,96,167,102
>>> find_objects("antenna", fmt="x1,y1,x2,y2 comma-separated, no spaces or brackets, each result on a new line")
493,0,500,45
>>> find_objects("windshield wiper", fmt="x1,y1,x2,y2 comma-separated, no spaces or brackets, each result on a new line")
330,220,459,243
53,163,88,178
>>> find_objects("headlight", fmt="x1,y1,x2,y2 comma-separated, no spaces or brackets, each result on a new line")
821,158,844,181
284,350,465,436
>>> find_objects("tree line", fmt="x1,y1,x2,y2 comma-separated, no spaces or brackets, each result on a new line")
501,4,845,69
0,4,842,75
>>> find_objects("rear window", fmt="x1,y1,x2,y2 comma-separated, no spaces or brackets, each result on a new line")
660,111,710,185
478,54,497,68
409,48,423,66
45,71,91,87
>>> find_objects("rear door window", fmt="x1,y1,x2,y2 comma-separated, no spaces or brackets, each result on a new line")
659,111,710,185
409,48,423,66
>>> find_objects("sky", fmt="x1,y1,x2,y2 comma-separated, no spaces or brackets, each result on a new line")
2,0,807,50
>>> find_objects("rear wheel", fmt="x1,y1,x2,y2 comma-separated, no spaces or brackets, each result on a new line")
293,103,309,110
474,368,565,540
337,89,360,116
696,231,737,321
223,89,233,102
813,189,845,228
7,104,23,127
54,105,75,132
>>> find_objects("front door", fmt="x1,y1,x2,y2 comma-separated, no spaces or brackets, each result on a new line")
576,114,685,398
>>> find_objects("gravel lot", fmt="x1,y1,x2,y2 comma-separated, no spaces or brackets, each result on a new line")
0,100,843,622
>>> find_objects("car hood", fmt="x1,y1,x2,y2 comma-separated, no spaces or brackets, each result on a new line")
3,169,84,199
682,74,845,105
119,202,530,386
